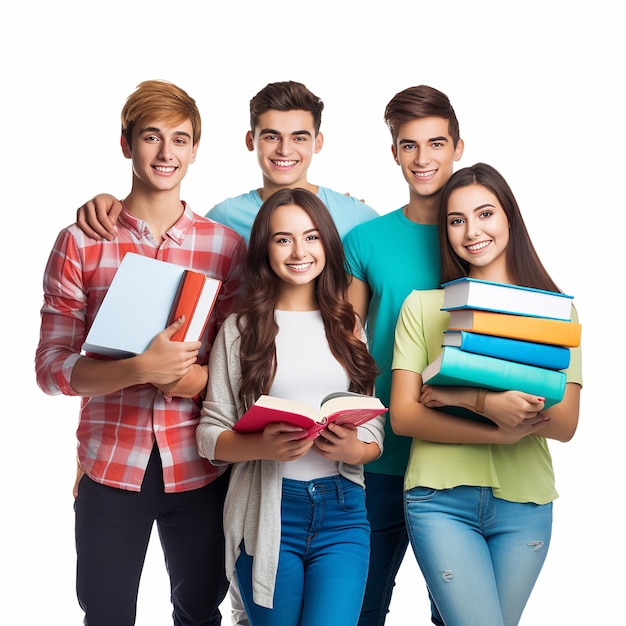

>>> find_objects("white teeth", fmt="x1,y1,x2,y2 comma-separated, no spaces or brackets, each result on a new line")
154,166,175,173
467,241,490,251
273,160,297,167
288,263,311,270
414,170,436,178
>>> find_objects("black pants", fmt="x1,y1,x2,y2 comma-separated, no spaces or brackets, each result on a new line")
75,446,229,625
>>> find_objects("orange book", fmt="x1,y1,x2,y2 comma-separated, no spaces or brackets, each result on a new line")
169,270,222,342
233,392,388,439
447,309,581,347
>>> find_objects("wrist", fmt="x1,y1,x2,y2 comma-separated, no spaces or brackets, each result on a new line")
475,389,487,414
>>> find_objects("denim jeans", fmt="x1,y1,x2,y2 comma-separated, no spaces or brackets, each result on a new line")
236,475,370,626
359,472,443,626
405,485,552,626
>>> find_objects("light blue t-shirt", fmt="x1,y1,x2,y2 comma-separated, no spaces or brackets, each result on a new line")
206,187,378,243
343,208,441,476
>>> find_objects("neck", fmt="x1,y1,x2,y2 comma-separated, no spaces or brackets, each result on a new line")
404,189,442,225
275,283,319,311
122,188,184,240
259,180,318,202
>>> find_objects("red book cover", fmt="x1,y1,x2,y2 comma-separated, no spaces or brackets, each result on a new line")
169,270,222,342
233,392,387,439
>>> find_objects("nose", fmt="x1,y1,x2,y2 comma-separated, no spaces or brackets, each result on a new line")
413,148,430,167
277,137,292,156
291,240,307,258
466,220,481,239
158,142,173,161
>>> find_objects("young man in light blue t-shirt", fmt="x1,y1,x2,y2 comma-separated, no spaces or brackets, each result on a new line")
75,81,378,243
343,85,464,626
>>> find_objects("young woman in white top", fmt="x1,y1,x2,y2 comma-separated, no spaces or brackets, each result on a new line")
197,187,385,625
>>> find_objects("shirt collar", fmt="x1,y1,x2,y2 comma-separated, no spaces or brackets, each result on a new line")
117,201,194,245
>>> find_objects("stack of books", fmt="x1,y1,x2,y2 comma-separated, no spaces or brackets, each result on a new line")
421,277,582,423
82,253,222,359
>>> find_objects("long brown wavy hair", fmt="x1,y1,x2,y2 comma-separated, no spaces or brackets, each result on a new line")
237,188,379,408
438,163,562,293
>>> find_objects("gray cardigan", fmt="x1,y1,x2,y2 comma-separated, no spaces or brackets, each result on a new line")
196,313,385,609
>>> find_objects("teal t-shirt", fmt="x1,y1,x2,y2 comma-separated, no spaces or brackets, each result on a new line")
393,289,583,504
343,209,441,476
206,187,378,243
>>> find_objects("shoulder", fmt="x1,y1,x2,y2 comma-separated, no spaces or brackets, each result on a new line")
317,187,377,214
189,213,246,248
344,209,403,242
208,190,259,214
402,288,444,314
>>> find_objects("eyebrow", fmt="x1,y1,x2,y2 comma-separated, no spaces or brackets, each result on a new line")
398,135,448,146
140,126,192,139
272,227,319,237
447,203,496,216
259,128,313,137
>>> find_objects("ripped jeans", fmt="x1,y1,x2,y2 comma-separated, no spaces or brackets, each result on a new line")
405,485,552,626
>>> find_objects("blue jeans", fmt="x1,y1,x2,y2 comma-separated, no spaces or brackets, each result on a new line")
405,485,552,626
359,472,443,626
236,475,370,626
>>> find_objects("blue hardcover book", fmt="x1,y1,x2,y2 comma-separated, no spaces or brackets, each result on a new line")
421,347,567,408
441,277,573,321
443,330,571,371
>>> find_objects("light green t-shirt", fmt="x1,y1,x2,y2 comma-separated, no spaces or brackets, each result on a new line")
392,289,583,504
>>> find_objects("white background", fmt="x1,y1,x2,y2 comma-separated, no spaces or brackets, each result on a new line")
2,1,624,624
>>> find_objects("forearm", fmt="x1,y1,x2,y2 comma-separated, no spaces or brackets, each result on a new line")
213,430,267,462
157,364,208,398
70,355,147,396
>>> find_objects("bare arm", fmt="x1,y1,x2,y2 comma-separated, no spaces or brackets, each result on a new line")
347,276,371,326
76,193,122,240
390,369,549,445
70,318,201,396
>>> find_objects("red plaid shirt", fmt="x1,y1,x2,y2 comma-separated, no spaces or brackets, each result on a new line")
36,203,245,492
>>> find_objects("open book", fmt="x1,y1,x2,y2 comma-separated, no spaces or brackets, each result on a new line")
233,391,387,439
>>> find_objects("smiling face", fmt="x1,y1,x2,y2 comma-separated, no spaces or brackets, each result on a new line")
246,109,323,193
268,203,326,303
122,118,197,193
392,116,463,201
446,183,511,281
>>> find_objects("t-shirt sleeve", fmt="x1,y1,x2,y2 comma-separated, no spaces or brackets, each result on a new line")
343,226,367,282
392,291,430,374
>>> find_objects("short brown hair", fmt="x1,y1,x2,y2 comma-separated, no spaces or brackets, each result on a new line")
121,80,201,150
384,85,460,147
249,81,324,134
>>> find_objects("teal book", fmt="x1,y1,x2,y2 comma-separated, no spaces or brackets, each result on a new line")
421,347,567,409
441,277,573,321
442,330,571,371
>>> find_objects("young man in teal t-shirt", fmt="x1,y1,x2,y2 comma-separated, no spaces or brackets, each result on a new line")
343,85,464,626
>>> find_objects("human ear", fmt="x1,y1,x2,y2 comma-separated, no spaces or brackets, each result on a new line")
245,130,255,152
314,131,324,154
190,143,199,163
120,135,132,159
391,144,400,165
454,138,465,161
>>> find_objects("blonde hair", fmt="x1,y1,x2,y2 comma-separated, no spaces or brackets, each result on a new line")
121,80,201,149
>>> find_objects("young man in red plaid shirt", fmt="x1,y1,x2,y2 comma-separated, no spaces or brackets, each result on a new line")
35,80,245,626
